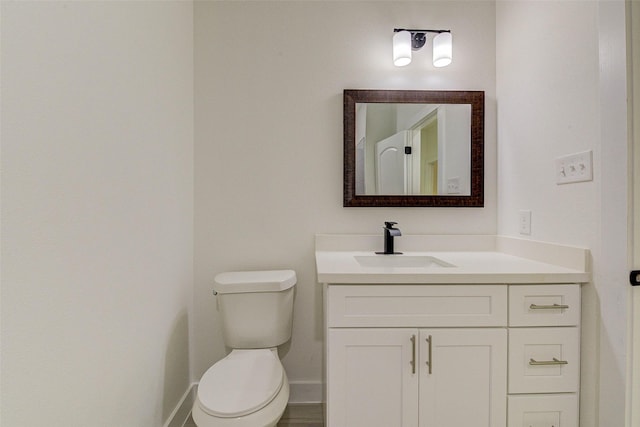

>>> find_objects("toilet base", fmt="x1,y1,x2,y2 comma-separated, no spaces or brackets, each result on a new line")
191,373,289,427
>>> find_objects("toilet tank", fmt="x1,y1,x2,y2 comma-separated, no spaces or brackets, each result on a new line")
213,270,296,349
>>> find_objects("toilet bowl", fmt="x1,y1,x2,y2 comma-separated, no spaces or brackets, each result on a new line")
192,349,289,427
192,270,296,427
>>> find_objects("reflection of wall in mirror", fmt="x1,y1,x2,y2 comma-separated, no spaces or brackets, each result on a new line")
355,137,365,194
355,103,367,194
364,103,397,194
438,105,471,195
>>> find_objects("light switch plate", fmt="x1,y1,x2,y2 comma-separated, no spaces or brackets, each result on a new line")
555,150,593,184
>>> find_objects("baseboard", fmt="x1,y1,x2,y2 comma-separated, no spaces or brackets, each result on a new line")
164,383,197,427
288,381,323,404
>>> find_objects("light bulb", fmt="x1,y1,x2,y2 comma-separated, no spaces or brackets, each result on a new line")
393,31,412,67
432,32,452,67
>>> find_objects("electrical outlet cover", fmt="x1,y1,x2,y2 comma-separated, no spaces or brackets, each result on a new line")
446,177,461,194
519,210,531,235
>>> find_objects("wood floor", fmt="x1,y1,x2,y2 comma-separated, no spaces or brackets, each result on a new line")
183,403,324,427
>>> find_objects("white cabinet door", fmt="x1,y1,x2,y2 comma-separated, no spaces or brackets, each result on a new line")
419,328,507,427
327,328,419,427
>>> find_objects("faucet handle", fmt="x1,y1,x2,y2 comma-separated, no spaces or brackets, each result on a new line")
384,221,398,229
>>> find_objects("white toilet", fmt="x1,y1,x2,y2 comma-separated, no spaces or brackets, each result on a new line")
192,269,296,427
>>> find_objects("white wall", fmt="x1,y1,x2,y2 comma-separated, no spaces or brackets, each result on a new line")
1,2,194,426
194,0,496,392
496,1,629,426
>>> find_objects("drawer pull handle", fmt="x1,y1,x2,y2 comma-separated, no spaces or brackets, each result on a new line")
410,335,416,374
529,357,568,366
425,335,433,374
530,303,569,310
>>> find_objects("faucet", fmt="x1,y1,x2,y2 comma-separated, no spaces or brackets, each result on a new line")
377,221,402,255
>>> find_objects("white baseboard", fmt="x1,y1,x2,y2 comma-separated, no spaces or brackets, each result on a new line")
164,383,197,427
288,381,323,404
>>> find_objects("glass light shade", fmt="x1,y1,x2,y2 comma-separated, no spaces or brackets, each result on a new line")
432,32,452,67
393,31,412,67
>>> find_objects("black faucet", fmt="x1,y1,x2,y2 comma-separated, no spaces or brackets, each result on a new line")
376,221,402,255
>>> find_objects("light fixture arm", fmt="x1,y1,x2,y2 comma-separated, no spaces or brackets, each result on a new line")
392,28,452,67
393,29,451,51
393,29,451,34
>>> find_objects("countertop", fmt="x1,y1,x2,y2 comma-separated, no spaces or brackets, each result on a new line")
315,235,591,284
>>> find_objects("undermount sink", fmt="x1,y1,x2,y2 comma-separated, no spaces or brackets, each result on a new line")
354,255,456,268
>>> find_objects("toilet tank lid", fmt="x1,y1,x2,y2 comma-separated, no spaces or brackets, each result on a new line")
213,269,296,294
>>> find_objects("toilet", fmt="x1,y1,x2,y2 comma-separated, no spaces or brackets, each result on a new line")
192,269,296,427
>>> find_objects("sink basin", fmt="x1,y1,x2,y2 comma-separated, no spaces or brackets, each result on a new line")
354,255,455,268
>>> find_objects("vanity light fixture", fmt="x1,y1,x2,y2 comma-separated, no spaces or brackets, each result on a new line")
393,28,452,68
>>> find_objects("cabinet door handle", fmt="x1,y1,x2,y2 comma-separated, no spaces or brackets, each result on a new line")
529,303,569,310
529,357,568,366
425,335,432,374
410,335,416,374
631,270,640,286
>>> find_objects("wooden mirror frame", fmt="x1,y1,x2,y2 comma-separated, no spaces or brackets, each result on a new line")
343,89,484,207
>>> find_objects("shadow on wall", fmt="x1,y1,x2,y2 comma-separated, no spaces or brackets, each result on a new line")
162,310,191,424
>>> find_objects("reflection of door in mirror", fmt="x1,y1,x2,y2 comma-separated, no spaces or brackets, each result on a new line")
413,111,438,195
375,131,408,194
374,121,440,196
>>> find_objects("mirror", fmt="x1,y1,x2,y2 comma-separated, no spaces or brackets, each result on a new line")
344,90,484,207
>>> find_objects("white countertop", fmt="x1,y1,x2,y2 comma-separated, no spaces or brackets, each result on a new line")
315,235,591,284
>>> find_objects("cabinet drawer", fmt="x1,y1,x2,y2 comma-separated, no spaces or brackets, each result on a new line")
509,284,580,327
507,394,578,427
327,285,507,327
508,328,580,393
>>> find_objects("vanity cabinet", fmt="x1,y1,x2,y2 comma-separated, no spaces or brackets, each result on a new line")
324,284,581,427
326,285,508,427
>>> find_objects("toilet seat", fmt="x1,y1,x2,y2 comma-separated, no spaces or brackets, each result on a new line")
197,349,284,418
